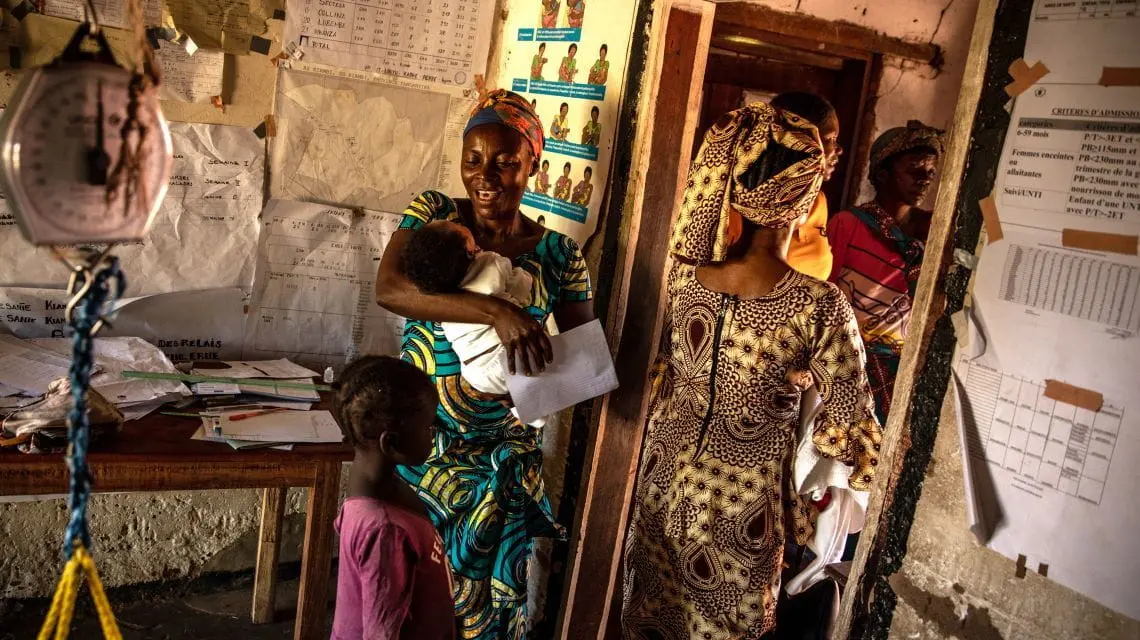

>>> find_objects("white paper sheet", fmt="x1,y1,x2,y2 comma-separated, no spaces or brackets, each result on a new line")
217,409,341,443
0,123,264,295
119,399,175,421
1026,0,1140,84
971,226,1139,402
190,424,294,451
39,0,163,30
237,378,320,401
0,287,246,365
283,0,495,87
0,335,72,394
193,382,241,395
28,336,189,406
155,41,226,104
993,84,1140,236
270,63,469,211
952,348,1140,619
242,200,407,370
192,358,318,379
504,319,618,425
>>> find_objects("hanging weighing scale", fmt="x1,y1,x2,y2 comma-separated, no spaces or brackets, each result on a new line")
0,23,171,244
0,4,171,638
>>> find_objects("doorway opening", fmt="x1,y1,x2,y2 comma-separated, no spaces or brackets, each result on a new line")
698,18,881,210
558,3,944,637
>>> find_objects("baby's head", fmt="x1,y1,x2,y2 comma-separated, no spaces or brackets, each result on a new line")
401,221,479,293
333,355,438,464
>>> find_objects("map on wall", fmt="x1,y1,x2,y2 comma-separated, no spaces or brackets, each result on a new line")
270,66,451,212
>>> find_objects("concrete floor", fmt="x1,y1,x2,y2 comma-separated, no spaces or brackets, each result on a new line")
0,567,333,639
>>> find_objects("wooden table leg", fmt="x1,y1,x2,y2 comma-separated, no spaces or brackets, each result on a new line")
252,487,288,624
295,461,341,640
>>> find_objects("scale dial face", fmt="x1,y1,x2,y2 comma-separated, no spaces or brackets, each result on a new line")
0,61,173,245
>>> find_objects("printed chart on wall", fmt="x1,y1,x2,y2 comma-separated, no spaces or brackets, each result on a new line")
283,0,495,87
954,0,1140,620
498,0,638,243
242,200,407,371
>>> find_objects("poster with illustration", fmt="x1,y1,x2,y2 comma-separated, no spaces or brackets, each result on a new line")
499,0,637,243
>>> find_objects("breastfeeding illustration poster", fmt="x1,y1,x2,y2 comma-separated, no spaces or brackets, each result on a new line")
498,0,638,243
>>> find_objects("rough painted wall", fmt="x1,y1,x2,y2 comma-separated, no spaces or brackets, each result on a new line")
888,398,1140,640
839,1,1140,637
713,0,980,205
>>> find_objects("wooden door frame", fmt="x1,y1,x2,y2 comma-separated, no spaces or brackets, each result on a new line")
834,0,999,636
555,2,717,638
557,2,973,638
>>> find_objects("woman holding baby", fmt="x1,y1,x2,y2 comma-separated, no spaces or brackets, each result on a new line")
375,90,594,640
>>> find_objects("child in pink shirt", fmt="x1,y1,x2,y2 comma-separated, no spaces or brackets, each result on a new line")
331,355,457,640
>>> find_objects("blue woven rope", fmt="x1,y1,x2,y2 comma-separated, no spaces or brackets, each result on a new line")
63,257,126,559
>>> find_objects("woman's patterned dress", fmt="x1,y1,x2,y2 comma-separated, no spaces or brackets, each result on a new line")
622,263,881,639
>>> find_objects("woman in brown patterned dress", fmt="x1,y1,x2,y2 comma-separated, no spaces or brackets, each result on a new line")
621,103,883,640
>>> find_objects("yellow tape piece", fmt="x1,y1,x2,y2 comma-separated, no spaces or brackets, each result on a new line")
38,544,123,640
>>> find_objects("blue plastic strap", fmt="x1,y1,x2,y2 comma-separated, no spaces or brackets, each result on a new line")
63,257,125,558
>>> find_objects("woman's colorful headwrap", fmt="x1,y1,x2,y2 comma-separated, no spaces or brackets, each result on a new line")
669,103,825,265
465,89,545,162
869,119,945,175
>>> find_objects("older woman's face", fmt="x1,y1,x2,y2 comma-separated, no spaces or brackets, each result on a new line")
461,124,535,221
880,149,939,206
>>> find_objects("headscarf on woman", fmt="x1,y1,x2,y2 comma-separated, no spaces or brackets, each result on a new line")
869,119,944,176
669,103,825,265
856,119,945,297
464,88,545,163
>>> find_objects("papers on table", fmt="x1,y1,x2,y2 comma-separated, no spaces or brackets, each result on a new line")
188,359,321,401
31,337,189,405
190,425,295,451
0,335,72,394
192,359,320,380
236,379,320,402
504,320,619,425
193,382,242,395
29,337,189,421
214,409,342,443
188,404,341,450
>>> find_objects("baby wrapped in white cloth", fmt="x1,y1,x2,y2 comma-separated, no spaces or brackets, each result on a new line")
401,220,535,397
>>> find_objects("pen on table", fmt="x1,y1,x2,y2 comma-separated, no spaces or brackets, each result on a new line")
228,408,290,422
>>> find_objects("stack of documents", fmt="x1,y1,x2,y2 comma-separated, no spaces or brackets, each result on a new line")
31,337,189,420
0,335,190,421
190,407,342,450
189,359,321,403
0,334,74,397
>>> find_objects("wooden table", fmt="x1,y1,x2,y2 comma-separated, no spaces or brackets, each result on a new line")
0,407,352,640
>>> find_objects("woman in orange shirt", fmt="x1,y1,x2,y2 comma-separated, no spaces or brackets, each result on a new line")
770,92,843,281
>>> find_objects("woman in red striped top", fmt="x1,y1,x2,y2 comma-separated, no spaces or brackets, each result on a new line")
828,120,945,424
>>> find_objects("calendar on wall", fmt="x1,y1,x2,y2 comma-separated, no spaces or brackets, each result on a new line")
284,0,497,87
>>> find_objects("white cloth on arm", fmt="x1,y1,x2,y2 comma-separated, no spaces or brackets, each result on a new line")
785,385,869,597
441,252,533,397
